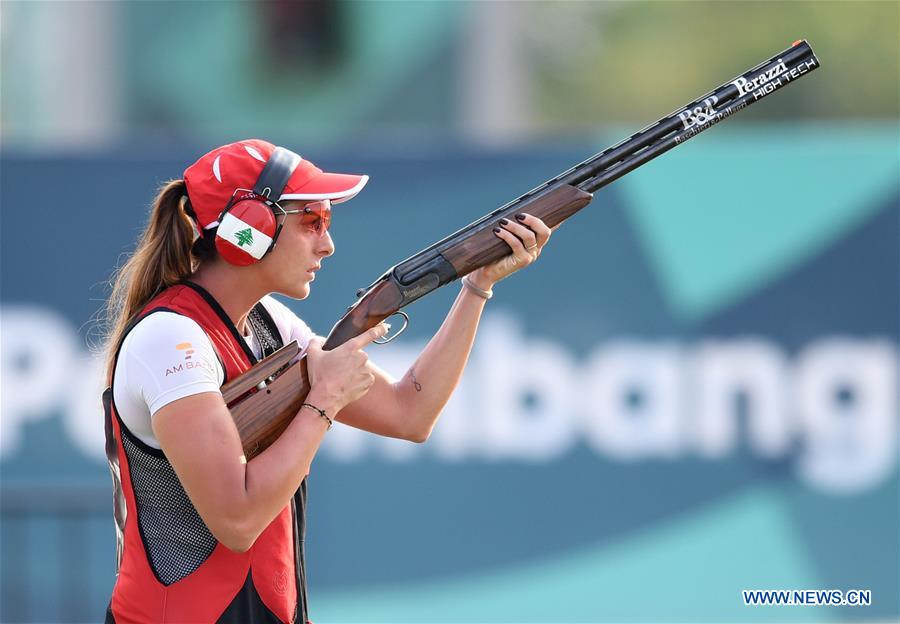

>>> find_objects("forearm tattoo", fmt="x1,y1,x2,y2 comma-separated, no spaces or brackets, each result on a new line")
410,369,422,392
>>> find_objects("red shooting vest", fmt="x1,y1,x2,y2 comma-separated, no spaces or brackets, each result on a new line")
104,281,307,623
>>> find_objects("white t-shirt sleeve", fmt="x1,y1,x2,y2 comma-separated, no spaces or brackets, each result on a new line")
119,312,224,417
113,300,314,449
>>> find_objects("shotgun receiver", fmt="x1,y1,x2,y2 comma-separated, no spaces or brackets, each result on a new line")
228,41,820,459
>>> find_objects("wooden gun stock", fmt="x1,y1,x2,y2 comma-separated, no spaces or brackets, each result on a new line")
222,341,311,461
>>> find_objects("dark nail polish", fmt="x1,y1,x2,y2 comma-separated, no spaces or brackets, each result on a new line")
515,214,526,221
493,227,501,233
499,218,509,225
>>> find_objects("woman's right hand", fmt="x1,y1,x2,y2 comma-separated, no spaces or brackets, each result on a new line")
304,323,389,415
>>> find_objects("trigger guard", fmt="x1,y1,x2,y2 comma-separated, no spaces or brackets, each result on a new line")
374,311,409,344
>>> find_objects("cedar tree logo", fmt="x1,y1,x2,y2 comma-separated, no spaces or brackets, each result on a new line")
235,228,253,247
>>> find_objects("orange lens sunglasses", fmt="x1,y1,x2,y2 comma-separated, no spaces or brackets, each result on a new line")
281,200,332,236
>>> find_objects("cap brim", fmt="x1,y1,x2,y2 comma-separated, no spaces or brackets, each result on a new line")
280,172,369,205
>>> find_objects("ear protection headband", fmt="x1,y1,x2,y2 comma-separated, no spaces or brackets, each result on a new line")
214,147,300,266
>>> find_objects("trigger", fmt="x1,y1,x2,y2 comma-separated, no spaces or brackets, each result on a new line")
374,311,410,345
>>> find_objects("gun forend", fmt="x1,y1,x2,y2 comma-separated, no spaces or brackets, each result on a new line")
439,184,592,276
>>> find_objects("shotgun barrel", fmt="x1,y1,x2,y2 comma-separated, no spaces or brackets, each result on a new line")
323,40,820,349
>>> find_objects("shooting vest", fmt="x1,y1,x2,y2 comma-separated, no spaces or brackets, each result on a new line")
103,281,307,624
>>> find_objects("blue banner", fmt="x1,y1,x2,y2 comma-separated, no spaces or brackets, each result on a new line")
1,125,897,622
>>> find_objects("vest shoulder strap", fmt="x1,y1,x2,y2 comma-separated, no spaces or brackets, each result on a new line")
247,300,284,358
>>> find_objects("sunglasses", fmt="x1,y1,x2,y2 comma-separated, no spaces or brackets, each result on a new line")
279,199,332,236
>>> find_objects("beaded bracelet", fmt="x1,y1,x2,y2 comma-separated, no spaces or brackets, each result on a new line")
301,402,333,430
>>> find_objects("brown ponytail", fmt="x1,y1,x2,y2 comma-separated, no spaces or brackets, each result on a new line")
100,179,197,379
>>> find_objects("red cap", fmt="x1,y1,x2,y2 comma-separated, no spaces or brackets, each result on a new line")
183,139,369,230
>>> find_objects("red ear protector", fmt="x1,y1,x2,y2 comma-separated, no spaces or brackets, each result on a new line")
214,147,300,266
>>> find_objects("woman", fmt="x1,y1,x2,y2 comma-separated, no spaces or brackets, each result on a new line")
102,139,551,623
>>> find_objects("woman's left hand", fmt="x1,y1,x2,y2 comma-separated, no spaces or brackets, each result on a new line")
468,213,553,290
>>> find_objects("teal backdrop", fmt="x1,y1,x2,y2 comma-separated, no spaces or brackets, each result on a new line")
1,124,898,622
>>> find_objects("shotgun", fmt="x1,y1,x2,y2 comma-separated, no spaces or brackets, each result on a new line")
225,40,820,459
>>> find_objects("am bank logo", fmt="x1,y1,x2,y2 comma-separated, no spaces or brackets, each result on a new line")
176,342,195,360
1,306,897,495
165,342,214,376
